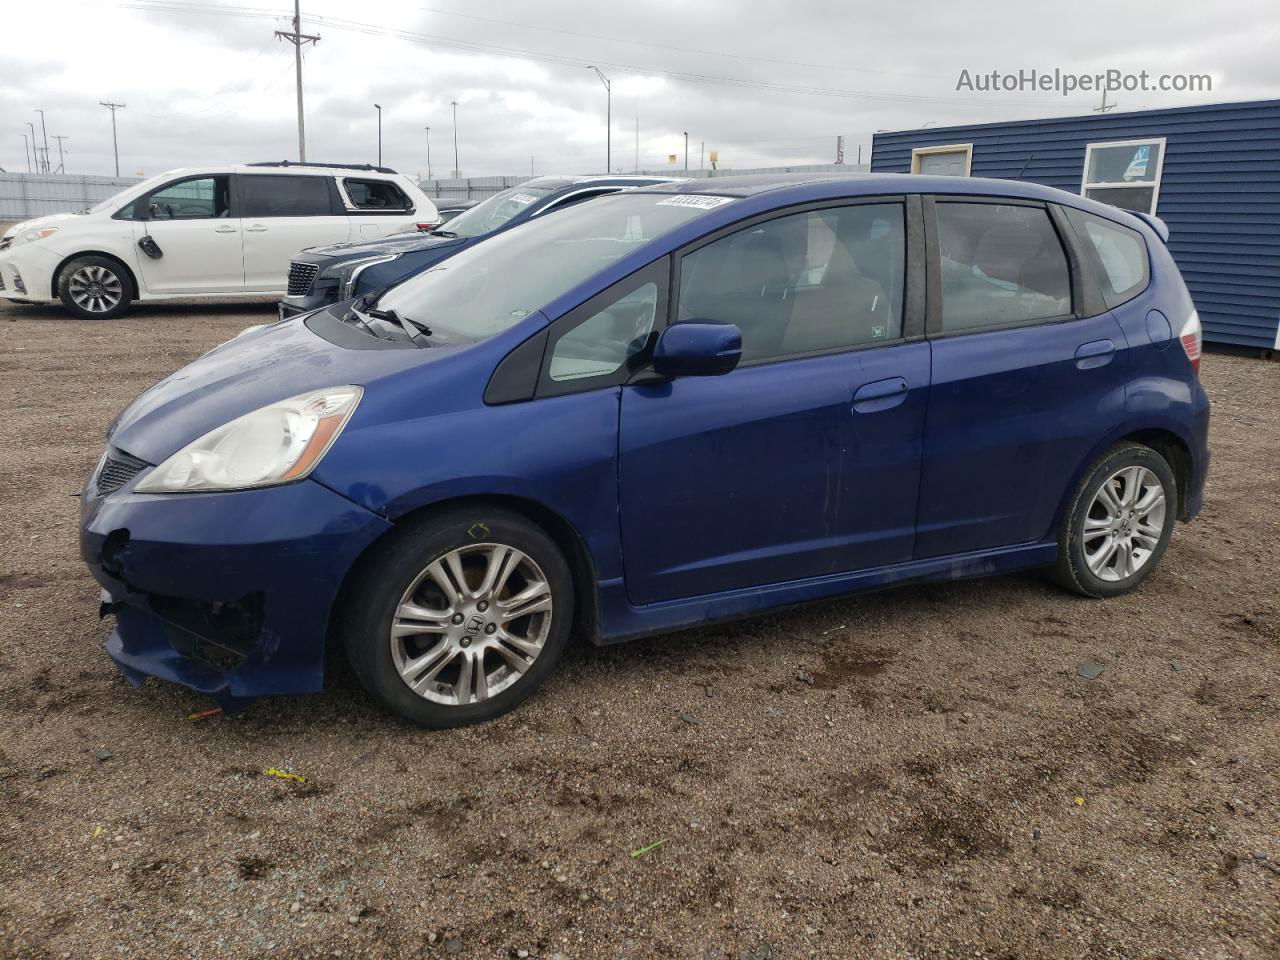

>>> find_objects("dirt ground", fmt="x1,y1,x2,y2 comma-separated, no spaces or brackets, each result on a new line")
0,297,1276,960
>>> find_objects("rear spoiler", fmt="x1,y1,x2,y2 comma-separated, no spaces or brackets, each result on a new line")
1130,210,1169,244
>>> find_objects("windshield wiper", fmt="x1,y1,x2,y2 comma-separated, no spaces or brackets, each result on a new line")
430,229,458,238
368,306,434,342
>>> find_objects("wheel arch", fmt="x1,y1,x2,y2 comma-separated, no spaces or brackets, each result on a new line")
326,493,602,677
1054,425,1195,533
51,250,139,301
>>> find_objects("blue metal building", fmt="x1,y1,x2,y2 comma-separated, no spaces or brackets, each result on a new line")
871,98,1280,349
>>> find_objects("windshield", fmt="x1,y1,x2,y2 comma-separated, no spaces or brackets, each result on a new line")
84,171,171,214
375,192,733,340
441,185,555,238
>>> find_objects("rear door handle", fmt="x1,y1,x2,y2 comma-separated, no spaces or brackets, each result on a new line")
1075,339,1116,370
852,376,909,414
214,225,237,234
246,224,268,232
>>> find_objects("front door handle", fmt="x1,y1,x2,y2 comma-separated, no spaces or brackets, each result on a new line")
1075,339,1116,370
245,224,269,232
852,376,909,414
214,225,237,234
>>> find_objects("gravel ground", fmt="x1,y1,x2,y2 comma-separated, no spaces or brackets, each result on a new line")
1,298,1277,960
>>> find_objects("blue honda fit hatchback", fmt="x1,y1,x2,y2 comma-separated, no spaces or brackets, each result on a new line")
80,174,1209,727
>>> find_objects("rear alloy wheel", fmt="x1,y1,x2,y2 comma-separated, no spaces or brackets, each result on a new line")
57,256,132,319
341,507,573,727
1052,442,1177,597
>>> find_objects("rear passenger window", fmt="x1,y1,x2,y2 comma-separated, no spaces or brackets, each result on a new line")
935,202,1071,332
1064,207,1150,307
238,175,332,217
677,203,905,362
344,178,411,211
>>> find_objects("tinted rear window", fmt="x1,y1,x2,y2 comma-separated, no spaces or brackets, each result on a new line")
344,178,411,211
238,174,333,217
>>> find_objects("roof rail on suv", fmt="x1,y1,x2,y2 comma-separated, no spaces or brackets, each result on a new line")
247,161,400,175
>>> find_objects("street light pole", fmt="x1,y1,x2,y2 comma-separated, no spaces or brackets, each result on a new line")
451,100,459,178
22,134,31,173
683,131,688,171
586,66,611,174
25,122,38,173
374,103,382,166
424,125,432,180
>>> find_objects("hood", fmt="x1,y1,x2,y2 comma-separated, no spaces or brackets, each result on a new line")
297,231,461,263
3,212,79,242
106,311,451,465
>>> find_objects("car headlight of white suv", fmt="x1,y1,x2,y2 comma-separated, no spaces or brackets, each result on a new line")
135,386,362,493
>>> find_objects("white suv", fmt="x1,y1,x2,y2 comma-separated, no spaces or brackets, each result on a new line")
0,162,438,319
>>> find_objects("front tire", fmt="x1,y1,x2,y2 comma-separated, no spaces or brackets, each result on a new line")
57,255,133,320
339,506,574,728
1051,442,1177,598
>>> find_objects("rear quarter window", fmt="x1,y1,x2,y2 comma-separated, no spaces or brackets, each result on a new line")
1064,207,1150,308
344,178,412,212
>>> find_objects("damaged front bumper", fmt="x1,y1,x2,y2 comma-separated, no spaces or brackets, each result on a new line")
80,465,392,707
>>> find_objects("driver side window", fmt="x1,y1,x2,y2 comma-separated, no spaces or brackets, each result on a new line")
147,176,230,220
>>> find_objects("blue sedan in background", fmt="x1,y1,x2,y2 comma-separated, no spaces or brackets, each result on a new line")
81,173,1209,728
278,174,678,317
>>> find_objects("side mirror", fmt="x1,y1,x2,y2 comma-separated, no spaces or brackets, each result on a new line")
651,322,743,378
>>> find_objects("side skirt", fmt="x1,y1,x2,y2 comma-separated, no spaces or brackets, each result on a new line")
595,541,1057,645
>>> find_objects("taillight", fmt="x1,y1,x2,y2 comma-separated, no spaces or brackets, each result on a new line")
416,221,438,232
1179,310,1202,375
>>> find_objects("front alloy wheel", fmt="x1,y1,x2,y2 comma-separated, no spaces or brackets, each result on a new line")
390,544,554,706
57,255,133,319
342,507,573,728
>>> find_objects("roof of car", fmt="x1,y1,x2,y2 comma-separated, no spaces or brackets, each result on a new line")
645,171,1083,201
520,175,683,191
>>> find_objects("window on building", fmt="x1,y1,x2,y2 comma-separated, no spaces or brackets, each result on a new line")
343,178,411,211
238,174,333,217
1064,207,1150,307
935,201,1072,332
911,144,973,177
1081,139,1165,215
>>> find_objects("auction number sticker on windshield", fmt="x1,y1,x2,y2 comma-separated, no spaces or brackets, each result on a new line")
655,195,734,209
510,194,540,205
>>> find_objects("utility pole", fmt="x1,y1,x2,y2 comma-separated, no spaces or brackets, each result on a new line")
424,125,432,180
683,131,688,171
35,109,50,174
451,100,459,178
25,122,39,173
1094,88,1117,113
22,134,31,173
374,104,382,166
586,66,611,174
835,135,844,164
99,102,125,177
275,0,319,161
634,115,639,172
52,135,68,173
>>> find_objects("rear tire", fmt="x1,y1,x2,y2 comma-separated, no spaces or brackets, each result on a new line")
339,506,574,728
1051,442,1177,598
57,255,133,320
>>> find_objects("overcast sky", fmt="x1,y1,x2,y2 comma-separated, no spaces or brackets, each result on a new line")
2,0,1276,180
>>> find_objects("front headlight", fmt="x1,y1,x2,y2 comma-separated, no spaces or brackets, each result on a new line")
135,386,362,493
11,226,59,247
333,253,399,299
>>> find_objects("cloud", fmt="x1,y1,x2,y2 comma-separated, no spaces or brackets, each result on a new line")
2,0,1275,178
